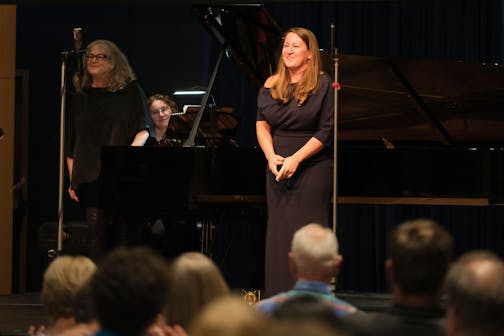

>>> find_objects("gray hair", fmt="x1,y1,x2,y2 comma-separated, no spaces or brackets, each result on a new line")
445,250,504,334
74,39,135,93
291,223,338,275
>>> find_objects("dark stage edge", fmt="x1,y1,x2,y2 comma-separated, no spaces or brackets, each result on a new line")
0,291,391,335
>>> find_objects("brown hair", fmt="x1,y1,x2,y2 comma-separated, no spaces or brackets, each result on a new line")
270,27,322,106
90,247,170,336
148,93,179,112
388,218,453,295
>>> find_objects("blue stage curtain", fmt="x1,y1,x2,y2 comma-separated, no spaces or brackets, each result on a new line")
336,204,504,292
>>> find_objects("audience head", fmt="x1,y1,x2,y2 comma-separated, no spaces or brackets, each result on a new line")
89,247,170,336
189,295,269,336
41,255,96,322
164,252,230,328
271,295,348,335
289,223,341,282
76,39,135,92
272,320,347,336
445,250,504,336
387,218,453,297
72,282,95,324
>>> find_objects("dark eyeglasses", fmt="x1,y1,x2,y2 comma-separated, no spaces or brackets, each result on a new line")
85,53,108,61
151,106,172,116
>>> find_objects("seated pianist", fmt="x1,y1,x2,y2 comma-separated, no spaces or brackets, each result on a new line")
130,93,199,256
132,93,182,147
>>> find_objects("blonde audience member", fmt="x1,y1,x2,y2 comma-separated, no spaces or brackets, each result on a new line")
189,295,345,336
163,252,230,329
188,296,269,336
29,256,96,336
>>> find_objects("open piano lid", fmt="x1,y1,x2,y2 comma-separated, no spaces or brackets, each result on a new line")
193,4,283,88
338,55,504,145
195,4,504,147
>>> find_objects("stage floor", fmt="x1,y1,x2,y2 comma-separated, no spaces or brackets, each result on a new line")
0,291,391,335
0,293,47,336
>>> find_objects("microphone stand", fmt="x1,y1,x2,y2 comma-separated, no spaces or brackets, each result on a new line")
329,23,341,294
331,23,339,234
53,28,84,258
55,51,69,257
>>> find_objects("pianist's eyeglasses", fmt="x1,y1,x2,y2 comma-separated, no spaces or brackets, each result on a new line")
151,106,172,116
85,53,108,61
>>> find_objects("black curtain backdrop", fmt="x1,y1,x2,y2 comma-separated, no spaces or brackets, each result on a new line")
336,204,504,292
16,0,504,291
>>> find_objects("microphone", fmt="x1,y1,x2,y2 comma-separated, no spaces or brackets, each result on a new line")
73,28,84,87
73,27,83,53
330,22,336,60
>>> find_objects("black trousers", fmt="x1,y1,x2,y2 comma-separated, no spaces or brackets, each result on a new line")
77,181,108,260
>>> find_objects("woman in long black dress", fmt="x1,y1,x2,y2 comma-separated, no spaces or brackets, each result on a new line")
256,27,334,297
66,39,149,260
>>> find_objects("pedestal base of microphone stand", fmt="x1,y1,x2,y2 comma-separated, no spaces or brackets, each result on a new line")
38,221,88,258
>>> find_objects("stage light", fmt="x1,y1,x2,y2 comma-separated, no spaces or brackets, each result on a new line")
173,90,206,95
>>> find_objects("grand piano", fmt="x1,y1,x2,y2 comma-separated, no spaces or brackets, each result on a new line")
98,4,504,289
335,53,504,203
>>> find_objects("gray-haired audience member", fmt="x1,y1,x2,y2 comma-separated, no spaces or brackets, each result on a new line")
256,223,357,316
344,218,453,336
445,250,504,336
89,247,170,336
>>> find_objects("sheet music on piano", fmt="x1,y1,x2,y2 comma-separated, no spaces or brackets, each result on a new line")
182,105,200,114
169,105,200,116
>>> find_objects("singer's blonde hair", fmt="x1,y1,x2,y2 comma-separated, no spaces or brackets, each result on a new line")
270,27,323,106
74,39,136,93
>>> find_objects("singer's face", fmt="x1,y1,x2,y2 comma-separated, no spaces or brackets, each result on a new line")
86,45,111,78
282,32,310,73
